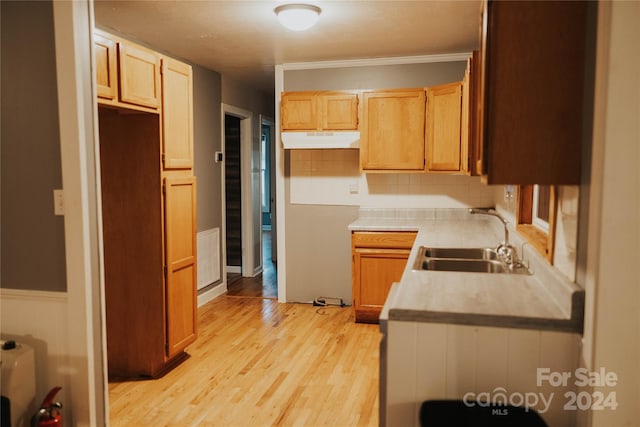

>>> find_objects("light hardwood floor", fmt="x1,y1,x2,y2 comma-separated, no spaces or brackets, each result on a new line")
109,296,380,426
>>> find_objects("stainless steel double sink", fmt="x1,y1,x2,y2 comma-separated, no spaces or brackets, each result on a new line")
413,246,531,275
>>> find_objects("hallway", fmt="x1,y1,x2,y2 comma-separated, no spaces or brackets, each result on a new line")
227,231,277,299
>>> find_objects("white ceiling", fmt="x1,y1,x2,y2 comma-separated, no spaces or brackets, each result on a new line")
94,1,482,95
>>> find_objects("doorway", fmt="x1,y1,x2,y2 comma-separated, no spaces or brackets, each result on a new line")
225,114,277,299
224,114,242,283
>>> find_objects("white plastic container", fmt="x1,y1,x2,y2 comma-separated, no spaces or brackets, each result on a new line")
1,339,36,427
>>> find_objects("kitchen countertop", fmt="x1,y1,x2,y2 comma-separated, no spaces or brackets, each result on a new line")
349,208,585,334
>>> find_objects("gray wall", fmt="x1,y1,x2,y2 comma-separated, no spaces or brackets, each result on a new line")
222,76,275,273
284,61,466,91
193,65,222,233
283,61,467,304
1,0,67,292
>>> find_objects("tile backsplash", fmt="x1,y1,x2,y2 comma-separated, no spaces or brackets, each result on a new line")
289,149,495,208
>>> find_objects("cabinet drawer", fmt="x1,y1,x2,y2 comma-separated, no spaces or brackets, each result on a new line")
352,231,417,249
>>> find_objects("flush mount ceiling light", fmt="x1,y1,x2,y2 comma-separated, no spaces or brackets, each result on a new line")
274,4,322,31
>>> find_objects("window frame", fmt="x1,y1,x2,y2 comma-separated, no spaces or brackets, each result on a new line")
516,185,558,262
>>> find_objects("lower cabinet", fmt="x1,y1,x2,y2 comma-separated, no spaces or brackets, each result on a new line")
164,176,198,358
99,108,197,379
352,231,417,323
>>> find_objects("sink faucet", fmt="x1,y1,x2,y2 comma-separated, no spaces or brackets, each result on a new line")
469,208,518,266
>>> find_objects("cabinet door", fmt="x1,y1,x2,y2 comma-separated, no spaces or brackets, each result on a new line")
164,176,197,358
162,58,193,169
281,92,318,130
361,89,426,172
320,93,358,130
426,82,462,172
481,0,587,184
353,249,410,323
118,43,161,109
352,231,416,323
94,32,117,100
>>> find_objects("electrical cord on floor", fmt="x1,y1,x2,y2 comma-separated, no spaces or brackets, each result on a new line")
312,297,350,314
313,297,346,307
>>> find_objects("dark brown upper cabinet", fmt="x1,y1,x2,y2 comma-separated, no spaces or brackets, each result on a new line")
475,0,591,185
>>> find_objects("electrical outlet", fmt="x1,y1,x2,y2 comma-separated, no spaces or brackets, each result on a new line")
53,189,64,216
349,183,359,194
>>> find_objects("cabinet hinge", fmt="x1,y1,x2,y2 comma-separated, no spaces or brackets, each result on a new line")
162,183,166,194
162,153,166,164
164,265,168,275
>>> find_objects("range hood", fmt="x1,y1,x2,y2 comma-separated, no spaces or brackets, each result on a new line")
281,131,360,149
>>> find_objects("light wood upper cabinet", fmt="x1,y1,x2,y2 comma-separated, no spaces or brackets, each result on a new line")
281,91,358,131
281,92,317,130
360,88,426,172
426,82,463,173
162,58,194,169
94,32,117,101
352,231,417,323
93,29,161,112
118,43,161,109
164,175,198,358
320,93,359,130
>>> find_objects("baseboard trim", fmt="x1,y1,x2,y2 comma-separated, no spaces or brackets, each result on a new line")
197,282,226,307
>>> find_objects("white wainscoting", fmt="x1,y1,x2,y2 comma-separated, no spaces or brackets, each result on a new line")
0,289,71,413
386,321,580,427
197,228,221,290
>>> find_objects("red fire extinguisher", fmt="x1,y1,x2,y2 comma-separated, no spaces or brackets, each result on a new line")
31,386,62,427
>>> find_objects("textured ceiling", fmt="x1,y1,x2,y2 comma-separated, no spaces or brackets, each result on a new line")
94,1,482,95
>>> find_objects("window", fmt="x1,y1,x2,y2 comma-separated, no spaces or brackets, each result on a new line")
532,185,551,232
517,185,557,262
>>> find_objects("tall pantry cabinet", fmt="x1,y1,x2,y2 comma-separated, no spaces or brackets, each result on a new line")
95,29,197,379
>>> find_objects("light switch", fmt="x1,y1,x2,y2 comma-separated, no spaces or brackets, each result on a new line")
53,189,64,216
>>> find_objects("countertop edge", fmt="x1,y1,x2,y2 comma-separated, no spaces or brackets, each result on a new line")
387,308,583,334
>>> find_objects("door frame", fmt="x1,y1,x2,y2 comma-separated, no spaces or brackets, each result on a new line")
221,104,255,278
53,0,106,423
259,115,276,263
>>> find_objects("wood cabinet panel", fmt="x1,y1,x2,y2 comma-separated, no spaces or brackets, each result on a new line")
99,109,166,378
361,89,426,172
469,50,484,176
479,0,588,184
356,250,410,307
352,231,417,323
426,82,462,172
320,93,358,130
164,176,198,358
118,42,161,109
281,91,358,131
94,32,117,100
162,57,193,169
460,59,471,175
352,231,417,249
281,92,317,130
